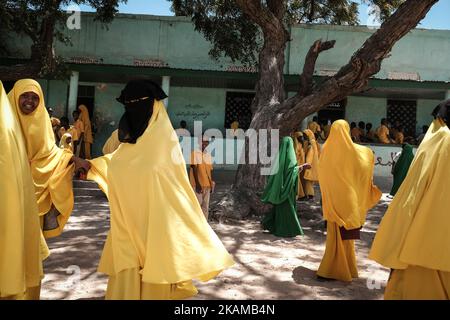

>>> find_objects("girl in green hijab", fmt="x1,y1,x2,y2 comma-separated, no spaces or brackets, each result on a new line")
261,137,310,237
390,143,415,197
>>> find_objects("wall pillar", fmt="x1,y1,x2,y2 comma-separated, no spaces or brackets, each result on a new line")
162,76,171,108
68,71,79,116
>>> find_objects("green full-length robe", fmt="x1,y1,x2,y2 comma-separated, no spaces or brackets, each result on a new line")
390,144,414,196
261,137,304,237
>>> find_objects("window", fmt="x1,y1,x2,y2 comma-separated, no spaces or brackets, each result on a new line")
224,92,254,130
387,100,417,137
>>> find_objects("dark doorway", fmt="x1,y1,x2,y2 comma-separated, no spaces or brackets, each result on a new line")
77,85,95,119
387,99,417,137
2,81,15,93
318,99,347,124
224,91,255,130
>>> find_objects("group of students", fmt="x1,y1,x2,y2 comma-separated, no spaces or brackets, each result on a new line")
261,99,450,299
308,116,424,146
0,79,234,300
49,105,94,159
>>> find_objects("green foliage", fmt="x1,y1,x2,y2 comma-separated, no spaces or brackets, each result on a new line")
0,0,126,78
169,0,404,65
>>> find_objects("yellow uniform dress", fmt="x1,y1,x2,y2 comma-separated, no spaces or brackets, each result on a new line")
292,132,306,199
376,125,391,144
394,131,404,144
189,150,214,219
78,105,93,159
317,120,381,282
369,119,450,299
87,100,235,300
308,121,321,135
58,126,79,143
0,82,45,300
303,129,320,197
8,79,74,239
102,129,121,155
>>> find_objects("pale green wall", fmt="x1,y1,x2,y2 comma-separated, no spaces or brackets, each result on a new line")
168,86,226,133
345,96,387,127
417,99,440,132
91,83,124,157
288,24,450,82
35,79,68,118
5,14,450,82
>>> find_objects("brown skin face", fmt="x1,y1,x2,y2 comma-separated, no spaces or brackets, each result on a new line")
66,137,72,144
19,92,40,115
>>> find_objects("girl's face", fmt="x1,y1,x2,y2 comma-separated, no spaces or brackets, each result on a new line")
19,92,40,115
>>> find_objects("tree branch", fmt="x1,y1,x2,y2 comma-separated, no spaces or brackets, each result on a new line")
235,0,285,38
298,39,336,97
281,0,438,133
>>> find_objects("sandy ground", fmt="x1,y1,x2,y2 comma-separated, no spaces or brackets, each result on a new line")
41,177,392,300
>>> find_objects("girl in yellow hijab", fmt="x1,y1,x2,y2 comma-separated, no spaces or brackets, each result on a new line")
59,133,73,152
78,104,93,159
369,101,450,299
317,120,381,282
0,82,44,300
303,129,320,199
292,131,306,199
8,79,75,239
82,80,235,300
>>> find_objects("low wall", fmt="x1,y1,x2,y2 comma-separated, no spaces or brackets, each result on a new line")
179,137,416,178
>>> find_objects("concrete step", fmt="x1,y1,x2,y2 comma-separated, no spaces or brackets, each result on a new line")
73,179,99,189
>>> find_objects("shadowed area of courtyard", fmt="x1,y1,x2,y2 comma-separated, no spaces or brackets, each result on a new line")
41,172,391,300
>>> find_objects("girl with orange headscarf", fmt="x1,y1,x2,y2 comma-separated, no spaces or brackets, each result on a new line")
302,129,320,199
78,104,94,159
317,120,381,282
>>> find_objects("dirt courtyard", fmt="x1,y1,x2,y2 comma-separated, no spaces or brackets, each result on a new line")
41,178,392,300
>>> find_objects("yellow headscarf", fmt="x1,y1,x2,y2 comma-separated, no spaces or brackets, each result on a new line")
78,105,93,144
369,118,450,272
8,79,74,239
59,132,73,152
318,120,381,229
292,131,305,164
87,100,234,284
102,129,121,155
0,82,43,297
303,129,320,181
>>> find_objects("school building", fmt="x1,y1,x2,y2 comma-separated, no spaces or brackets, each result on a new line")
1,12,450,158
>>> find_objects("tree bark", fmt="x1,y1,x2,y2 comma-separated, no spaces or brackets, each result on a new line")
211,0,438,220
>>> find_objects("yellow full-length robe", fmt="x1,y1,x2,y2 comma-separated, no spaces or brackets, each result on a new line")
78,104,93,159
303,129,320,197
8,79,74,239
87,100,235,300
317,120,381,282
369,118,450,299
0,82,45,300
292,132,306,198
102,129,121,155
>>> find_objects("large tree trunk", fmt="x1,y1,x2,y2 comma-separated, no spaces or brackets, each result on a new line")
212,0,438,220
214,29,289,218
